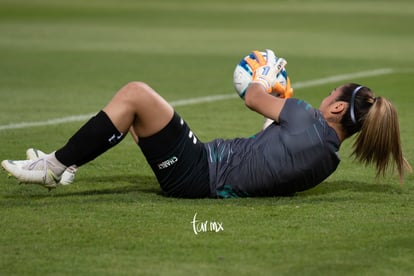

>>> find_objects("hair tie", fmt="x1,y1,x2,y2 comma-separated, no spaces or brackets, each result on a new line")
350,85,363,124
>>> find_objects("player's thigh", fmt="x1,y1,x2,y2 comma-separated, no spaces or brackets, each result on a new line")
104,82,174,137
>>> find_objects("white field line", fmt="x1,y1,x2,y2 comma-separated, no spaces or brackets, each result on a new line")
0,68,395,132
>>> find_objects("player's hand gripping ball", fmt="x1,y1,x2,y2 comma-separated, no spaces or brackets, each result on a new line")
233,50,293,99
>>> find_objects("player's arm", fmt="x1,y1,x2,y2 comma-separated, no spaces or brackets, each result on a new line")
244,83,286,123
243,49,289,123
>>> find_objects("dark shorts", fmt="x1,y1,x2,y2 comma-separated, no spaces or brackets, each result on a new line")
138,112,211,198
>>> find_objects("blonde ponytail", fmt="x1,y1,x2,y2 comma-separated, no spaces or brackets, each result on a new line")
352,97,412,182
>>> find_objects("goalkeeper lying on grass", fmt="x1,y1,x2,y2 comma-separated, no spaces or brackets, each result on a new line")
2,50,411,198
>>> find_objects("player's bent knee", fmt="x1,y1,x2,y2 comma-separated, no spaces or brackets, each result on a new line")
118,81,154,101
123,81,151,94
119,81,171,113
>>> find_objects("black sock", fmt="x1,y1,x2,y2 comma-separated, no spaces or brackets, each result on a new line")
55,111,125,167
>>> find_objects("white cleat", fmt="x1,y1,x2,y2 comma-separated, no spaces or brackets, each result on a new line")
59,166,76,185
1,158,60,190
25,148,45,160
26,148,77,185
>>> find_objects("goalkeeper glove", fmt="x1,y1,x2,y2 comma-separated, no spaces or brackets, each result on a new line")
246,49,287,93
273,76,293,98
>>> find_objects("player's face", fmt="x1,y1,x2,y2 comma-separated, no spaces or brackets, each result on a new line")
319,87,342,112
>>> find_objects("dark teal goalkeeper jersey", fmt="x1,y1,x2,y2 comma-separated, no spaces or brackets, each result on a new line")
205,98,341,198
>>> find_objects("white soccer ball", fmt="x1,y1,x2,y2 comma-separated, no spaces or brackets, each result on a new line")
233,51,288,99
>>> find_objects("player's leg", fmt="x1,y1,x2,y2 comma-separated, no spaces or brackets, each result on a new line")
2,82,174,188
103,81,174,139
55,81,174,167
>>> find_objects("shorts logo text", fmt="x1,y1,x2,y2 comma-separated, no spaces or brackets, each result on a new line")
157,156,178,170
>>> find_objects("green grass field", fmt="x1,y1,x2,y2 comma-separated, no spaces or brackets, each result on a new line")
1,0,413,275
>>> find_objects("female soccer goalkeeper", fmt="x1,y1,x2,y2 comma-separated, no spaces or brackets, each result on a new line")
2,50,411,198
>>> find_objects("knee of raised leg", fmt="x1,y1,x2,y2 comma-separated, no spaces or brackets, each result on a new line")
120,81,152,98
124,81,151,92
